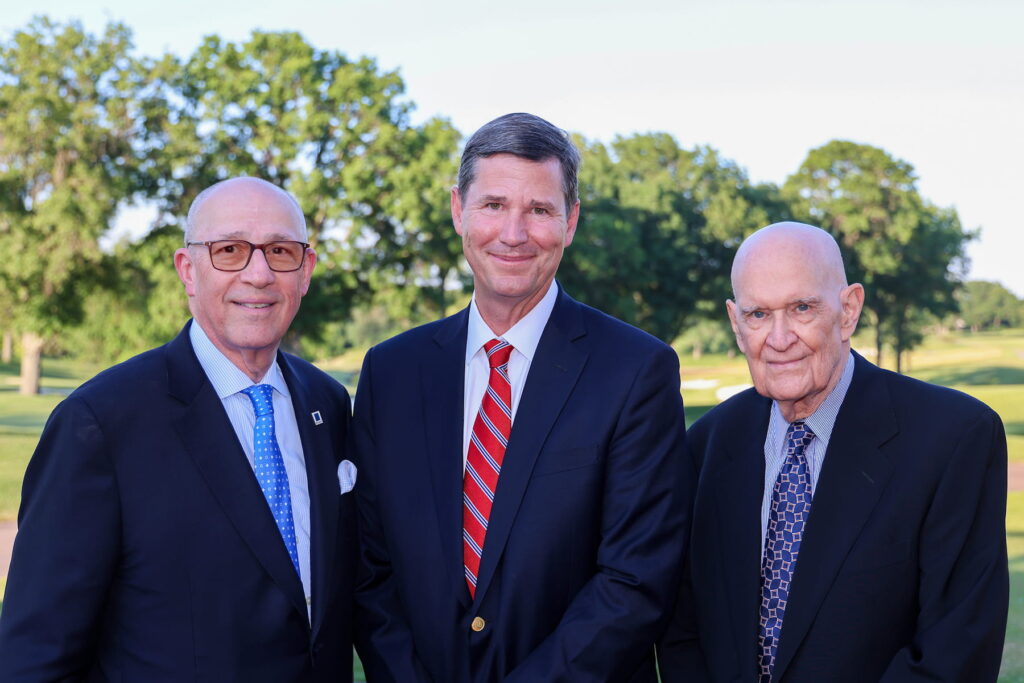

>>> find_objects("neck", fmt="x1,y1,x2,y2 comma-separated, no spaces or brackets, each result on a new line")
474,280,553,336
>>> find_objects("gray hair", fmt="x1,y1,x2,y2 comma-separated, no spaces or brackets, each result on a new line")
183,177,306,244
457,113,580,213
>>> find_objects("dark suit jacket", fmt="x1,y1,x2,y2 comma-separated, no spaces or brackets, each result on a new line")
658,351,1008,682
352,287,689,682
0,322,355,682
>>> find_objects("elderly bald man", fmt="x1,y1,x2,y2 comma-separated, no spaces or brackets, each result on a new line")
0,177,356,682
658,222,1008,682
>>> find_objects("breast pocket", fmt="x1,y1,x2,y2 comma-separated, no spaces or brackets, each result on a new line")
531,445,602,477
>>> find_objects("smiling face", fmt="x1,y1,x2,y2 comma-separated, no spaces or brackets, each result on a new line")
452,153,579,332
174,178,315,380
726,223,863,421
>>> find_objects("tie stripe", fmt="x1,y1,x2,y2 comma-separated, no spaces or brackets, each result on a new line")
463,338,514,598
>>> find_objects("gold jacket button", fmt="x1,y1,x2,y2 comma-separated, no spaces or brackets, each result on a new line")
471,617,486,632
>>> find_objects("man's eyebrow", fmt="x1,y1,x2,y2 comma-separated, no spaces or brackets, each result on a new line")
210,231,300,242
529,199,557,210
738,297,821,315
478,194,507,204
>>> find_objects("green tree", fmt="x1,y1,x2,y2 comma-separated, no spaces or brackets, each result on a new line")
562,133,787,342
143,31,461,346
0,17,150,393
959,280,1023,331
784,140,973,370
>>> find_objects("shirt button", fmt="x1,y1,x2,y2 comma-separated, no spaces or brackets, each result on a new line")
471,616,486,632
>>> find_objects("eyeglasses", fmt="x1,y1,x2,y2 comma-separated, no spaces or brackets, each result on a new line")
187,240,310,272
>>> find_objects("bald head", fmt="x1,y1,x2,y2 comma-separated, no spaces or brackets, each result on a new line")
726,221,864,421
185,177,306,244
732,222,848,298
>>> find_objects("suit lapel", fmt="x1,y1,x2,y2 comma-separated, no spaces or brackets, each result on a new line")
473,291,588,604
713,396,770,675
423,309,471,607
280,354,338,639
773,354,897,679
167,324,309,625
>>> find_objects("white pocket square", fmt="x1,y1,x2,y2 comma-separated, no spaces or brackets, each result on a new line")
338,459,357,495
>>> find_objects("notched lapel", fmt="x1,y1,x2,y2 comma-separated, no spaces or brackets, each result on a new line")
281,355,339,638
473,295,587,604
424,311,470,605
167,333,308,626
711,403,769,671
773,358,897,679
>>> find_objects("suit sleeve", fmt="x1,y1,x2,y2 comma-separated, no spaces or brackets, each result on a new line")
880,408,1008,682
351,348,434,683
656,425,711,682
0,396,121,681
505,344,691,682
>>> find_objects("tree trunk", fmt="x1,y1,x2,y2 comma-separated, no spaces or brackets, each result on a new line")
874,330,884,370
1,331,11,363
20,331,43,395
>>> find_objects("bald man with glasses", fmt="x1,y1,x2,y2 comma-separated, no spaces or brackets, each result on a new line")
0,177,357,682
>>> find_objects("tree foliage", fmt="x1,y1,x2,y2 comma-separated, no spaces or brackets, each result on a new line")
0,17,152,392
561,133,787,343
784,140,973,369
958,280,1023,331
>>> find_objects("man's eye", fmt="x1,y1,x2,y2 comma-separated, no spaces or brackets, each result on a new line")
795,304,811,312
750,311,766,319
532,207,549,215
486,202,501,210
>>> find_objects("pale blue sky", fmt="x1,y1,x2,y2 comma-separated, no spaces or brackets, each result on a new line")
3,0,1022,295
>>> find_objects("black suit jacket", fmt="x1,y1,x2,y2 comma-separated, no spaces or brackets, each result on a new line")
0,322,355,682
353,287,690,682
658,351,1008,682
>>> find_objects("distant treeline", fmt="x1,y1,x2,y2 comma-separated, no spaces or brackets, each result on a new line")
0,17,1007,392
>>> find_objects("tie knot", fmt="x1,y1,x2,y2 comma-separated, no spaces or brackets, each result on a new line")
484,338,513,369
241,384,275,417
786,420,815,453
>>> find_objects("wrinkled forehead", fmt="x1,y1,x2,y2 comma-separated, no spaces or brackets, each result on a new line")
732,244,842,306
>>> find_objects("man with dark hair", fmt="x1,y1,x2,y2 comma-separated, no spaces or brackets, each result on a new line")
658,222,1008,682
0,177,356,682
353,112,689,681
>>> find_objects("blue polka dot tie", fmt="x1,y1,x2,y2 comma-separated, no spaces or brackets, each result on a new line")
759,421,815,683
241,384,300,578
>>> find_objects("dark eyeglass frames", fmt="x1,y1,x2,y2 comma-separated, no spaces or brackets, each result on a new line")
187,240,310,272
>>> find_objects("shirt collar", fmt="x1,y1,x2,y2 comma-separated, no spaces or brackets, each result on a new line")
466,279,559,365
189,320,290,399
768,350,855,448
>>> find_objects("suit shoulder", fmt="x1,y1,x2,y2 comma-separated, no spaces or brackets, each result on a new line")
689,386,766,438
365,314,459,358
574,300,673,354
876,363,998,423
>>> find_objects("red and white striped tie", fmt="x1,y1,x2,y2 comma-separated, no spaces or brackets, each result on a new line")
463,338,514,597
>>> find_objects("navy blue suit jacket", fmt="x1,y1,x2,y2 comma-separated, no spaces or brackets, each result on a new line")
658,352,1008,682
352,287,690,682
0,322,355,682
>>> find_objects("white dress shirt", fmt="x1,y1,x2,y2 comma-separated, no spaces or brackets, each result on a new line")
462,280,559,465
189,321,312,613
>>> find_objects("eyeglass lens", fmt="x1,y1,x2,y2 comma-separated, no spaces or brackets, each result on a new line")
208,240,305,272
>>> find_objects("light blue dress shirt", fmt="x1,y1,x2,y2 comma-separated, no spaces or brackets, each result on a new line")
189,321,312,612
760,351,855,553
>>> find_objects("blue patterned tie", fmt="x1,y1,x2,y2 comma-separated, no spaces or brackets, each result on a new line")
241,384,300,577
759,421,815,682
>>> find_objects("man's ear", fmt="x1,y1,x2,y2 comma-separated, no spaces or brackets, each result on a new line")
564,200,580,247
174,248,197,297
726,299,746,354
451,186,464,236
839,283,865,341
